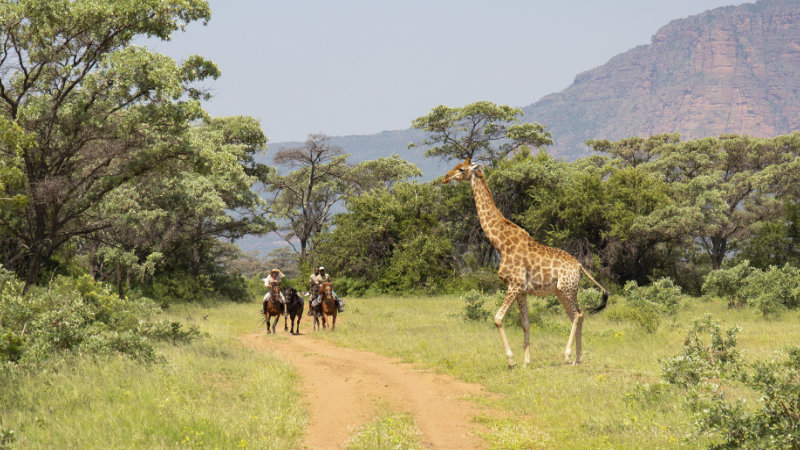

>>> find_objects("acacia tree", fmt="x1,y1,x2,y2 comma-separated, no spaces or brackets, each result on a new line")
410,100,553,165
588,133,800,270
0,0,217,286
267,134,421,262
86,116,273,295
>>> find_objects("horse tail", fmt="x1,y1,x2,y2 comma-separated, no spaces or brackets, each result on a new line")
580,265,608,314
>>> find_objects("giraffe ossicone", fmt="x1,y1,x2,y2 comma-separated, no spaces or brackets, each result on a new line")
442,157,608,366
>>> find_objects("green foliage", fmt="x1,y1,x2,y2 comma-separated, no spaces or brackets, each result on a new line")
702,260,754,304
662,315,800,449
661,314,741,387
703,261,800,315
411,101,552,165
0,267,198,364
461,289,492,322
607,278,682,333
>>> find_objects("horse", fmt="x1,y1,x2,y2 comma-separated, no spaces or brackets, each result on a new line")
284,286,304,335
318,281,337,331
263,282,284,334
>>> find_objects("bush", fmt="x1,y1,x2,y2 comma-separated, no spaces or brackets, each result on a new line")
660,314,741,387
701,260,754,305
606,278,681,333
461,289,491,322
703,261,800,315
662,314,800,449
0,267,197,364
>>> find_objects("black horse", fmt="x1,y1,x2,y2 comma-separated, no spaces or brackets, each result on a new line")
284,287,304,335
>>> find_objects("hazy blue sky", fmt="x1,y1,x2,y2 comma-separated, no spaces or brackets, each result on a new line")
147,0,745,143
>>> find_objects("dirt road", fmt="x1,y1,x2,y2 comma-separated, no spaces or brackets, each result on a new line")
239,332,491,449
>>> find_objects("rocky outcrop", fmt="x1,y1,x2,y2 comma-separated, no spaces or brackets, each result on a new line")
523,0,800,159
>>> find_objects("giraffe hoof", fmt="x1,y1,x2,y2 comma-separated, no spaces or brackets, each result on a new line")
507,360,517,369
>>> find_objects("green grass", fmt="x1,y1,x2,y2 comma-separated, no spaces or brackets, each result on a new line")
314,295,800,449
346,411,422,449
0,302,306,449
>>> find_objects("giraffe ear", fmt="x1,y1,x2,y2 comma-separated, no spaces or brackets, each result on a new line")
470,163,482,171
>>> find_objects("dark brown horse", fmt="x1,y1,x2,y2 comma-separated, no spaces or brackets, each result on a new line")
284,286,304,335
318,282,337,331
263,282,283,334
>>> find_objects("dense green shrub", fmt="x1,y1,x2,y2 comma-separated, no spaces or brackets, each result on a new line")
461,290,491,322
0,267,199,364
701,260,754,304
703,261,800,315
606,278,681,333
660,314,741,387
662,314,800,448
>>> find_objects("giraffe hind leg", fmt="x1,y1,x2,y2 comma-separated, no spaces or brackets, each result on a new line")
557,290,580,364
517,295,531,367
495,287,520,368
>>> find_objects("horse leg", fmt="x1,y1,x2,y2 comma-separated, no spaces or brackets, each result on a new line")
284,307,288,332
331,313,336,331
266,315,271,334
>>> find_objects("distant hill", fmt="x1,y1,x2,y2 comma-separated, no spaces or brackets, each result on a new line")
523,0,800,159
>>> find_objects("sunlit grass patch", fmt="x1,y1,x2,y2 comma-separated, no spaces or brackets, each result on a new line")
346,411,422,450
0,302,306,449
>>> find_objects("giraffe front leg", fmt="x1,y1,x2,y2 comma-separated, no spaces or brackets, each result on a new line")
495,288,519,368
565,315,579,364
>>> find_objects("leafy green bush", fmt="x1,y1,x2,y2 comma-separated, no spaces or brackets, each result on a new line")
703,261,800,315
741,264,800,317
0,267,198,364
625,277,682,314
660,314,741,387
461,289,491,322
606,279,681,333
701,260,754,305
662,314,800,448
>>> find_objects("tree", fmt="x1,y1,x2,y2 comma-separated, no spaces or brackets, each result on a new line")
588,133,800,270
410,101,553,165
0,0,217,286
85,116,272,295
267,135,421,262
266,134,351,261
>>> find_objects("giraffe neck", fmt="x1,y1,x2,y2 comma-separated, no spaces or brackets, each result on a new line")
470,170,514,254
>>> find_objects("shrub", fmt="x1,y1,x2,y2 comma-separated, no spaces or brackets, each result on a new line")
701,260,753,305
662,315,800,448
660,314,741,387
461,290,491,322
606,279,682,333
740,264,800,317
0,267,197,364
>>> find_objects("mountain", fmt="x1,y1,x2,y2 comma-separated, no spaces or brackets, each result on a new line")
523,0,800,159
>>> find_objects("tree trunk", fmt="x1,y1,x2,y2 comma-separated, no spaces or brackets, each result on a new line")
710,236,727,270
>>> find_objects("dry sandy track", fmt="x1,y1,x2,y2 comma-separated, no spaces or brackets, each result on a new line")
239,332,491,449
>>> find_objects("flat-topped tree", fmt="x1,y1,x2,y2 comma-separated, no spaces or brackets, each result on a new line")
442,158,608,366
411,101,552,166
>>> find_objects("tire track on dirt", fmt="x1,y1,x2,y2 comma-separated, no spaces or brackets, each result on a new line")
239,332,491,449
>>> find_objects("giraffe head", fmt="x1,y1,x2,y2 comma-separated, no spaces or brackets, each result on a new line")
442,158,480,184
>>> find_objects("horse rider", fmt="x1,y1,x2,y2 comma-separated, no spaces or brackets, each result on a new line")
308,266,345,313
262,268,287,315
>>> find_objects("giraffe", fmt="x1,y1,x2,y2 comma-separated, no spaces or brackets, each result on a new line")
442,157,608,367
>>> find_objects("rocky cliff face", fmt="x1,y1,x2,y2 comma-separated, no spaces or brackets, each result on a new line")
523,0,800,159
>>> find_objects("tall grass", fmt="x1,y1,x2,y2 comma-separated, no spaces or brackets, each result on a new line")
315,295,800,449
0,302,306,449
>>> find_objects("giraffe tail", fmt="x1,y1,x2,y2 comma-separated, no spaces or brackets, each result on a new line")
580,265,608,314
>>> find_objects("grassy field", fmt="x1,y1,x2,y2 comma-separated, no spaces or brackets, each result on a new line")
3,295,798,449
0,303,306,449
314,294,800,449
